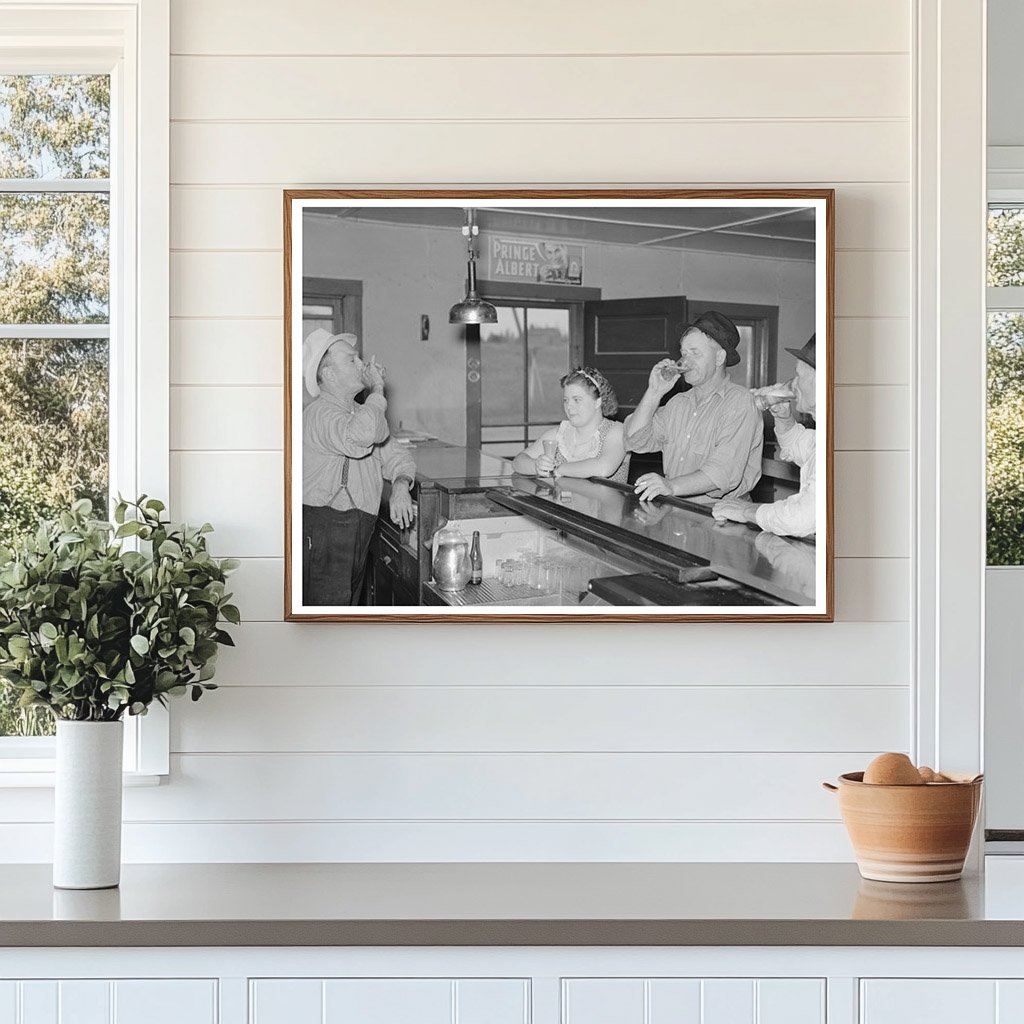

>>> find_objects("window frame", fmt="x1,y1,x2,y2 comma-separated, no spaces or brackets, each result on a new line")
478,298,574,454
984,194,1024,836
0,0,170,782
986,198,1024,314
985,197,1024,567
470,279,594,454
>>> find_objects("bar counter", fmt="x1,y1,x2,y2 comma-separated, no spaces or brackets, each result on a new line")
397,440,815,608
6,862,1024,947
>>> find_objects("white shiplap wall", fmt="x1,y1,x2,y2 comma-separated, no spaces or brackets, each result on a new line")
105,0,914,862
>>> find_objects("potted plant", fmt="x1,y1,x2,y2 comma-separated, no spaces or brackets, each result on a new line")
0,497,239,889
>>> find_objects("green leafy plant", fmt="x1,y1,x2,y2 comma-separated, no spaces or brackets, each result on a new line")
0,496,239,722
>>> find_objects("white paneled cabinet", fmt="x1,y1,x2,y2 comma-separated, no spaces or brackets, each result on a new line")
250,978,529,1024
860,979,1024,1023
0,980,216,1024
563,978,824,1024
9,952,1024,1024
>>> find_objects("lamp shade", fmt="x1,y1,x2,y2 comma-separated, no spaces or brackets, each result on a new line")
449,291,497,325
448,249,496,324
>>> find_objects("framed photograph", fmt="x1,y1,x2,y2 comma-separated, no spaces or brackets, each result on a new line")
284,189,833,622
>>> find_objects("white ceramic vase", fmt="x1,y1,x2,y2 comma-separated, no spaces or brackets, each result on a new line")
53,720,124,889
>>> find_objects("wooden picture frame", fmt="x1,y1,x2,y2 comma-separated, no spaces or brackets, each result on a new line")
284,189,834,622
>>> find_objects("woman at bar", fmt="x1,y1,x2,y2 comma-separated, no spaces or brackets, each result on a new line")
513,367,628,482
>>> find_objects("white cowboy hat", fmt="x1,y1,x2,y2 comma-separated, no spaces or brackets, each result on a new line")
303,329,357,398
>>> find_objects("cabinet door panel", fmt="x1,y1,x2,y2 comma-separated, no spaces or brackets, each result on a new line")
563,980,645,1024
0,983,16,1024
701,980,754,1024
756,980,825,1024
113,981,216,1024
565,978,825,1024
861,980,996,1024
648,980,701,1023
998,980,1024,1023
58,982,109,1024
252,978,528,1024
250,979,322,1024
323,980,451,1024
19,983,56,1024
455,980,529,1024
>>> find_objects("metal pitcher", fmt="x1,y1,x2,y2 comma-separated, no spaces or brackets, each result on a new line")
431,522,471,592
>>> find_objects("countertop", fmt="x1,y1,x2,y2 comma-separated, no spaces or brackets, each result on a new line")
7,861,1024,947
403,438,816,606
506,476,816,605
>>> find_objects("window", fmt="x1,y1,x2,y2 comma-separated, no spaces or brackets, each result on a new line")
479,304,571,457
986,205,1024,565
0,3,169,777
302,277,363,345
0,74,111,738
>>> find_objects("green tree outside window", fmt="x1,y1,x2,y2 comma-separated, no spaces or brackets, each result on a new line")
0,75,110,736
988,208,1024,566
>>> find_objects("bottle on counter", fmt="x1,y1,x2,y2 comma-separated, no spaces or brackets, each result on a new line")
469,530,483,585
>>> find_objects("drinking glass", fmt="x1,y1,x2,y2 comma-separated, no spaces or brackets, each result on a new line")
541,439,557,475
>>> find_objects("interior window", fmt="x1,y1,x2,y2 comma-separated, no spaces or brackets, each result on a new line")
480,304,570,457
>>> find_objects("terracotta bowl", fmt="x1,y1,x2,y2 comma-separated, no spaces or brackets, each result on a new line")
823,772,983,883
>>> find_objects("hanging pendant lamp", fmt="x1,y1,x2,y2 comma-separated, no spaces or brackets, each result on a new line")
448,208,497,325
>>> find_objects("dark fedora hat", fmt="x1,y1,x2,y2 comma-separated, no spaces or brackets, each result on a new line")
682,310,741,367
785,334,816,369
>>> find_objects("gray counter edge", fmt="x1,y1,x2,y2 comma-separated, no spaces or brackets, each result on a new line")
4,919,1024,948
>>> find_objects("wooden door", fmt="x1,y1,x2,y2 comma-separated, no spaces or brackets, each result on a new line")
582,295,688,418
687,299,778,390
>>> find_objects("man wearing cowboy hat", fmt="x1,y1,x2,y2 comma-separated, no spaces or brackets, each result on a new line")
302,329,416,606
626,310,764,503
712,334,817,538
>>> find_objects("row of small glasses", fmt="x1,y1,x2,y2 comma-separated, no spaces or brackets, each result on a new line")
496,557,528,588
495,551,591,595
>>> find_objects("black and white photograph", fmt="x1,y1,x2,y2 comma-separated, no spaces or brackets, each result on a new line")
285,191,833,621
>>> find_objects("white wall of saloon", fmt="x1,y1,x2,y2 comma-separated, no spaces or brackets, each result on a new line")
3,0,931,863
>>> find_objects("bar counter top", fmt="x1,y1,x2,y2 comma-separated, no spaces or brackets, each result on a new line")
6,861,1024,947
403,439,816,606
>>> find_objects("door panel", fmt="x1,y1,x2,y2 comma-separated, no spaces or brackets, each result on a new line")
10,980,217,1024
687,299,778,391
860,980,996,1024
583,295,688,416
562,978,825,1024
251,978,529,1024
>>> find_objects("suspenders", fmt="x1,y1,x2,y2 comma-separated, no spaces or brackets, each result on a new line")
327,456,355,511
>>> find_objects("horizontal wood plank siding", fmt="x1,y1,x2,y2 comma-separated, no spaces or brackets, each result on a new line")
0,0,917,865
206,622,911,687
169,0,910,56
170,121,910,186
169,450,909,559
171,55,910,122
117,752,883,822
0,821,856,863
220,556,910,624
169,685,909,754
